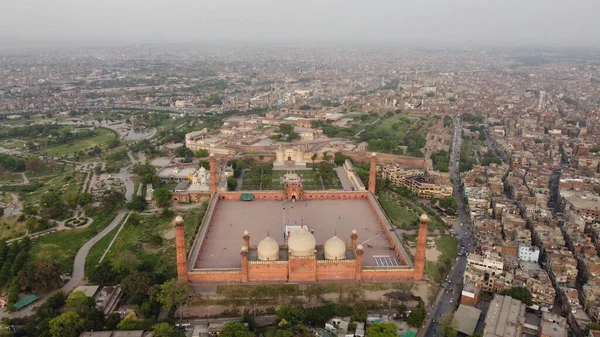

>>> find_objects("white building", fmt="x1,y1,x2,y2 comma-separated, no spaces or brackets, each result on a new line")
518,245,540,263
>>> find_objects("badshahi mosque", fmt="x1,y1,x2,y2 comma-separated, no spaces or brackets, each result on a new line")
173,151,429,283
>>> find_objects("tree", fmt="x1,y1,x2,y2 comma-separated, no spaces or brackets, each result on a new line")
89,261,118,285
322,151,330,162
107,136,121,149
25,158,44,174
126,196,148,211
366,323,397,337
407,303,426,327
227,176,238,190
500,286,533,305
195,149,210,158
311,153,318,163
76,192,93,206
154,187,172,207
18,260,62,294
152,322,182,337
121,272,153,300
334,152,350,165
152,279,191,316
276,305,306,325
65,291,94,313
440,313,457,337
220,322,255,337
49,312,85,337
101,190,126,212
0,208,3,218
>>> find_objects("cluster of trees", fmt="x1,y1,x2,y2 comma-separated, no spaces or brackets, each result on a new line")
561,96,579,106
333,152,351,166
0,239,63,311
443,115,453,128
126,196,148,212
438,196,457,215
499,286,533,305
173,146,194,162
462,113,485,124
228,158,254,178
0,154,26,172
271,123,299,142
101,190,126,212
39,190,70,219
481,156,502,166
361,124,426,157
312,162,337,188
431,150,450,172
0,124,97,147
0,239,32,306
153,187,172,207
10,286,185,337
406,299,427,327
105,149,128,162
133,164,160,186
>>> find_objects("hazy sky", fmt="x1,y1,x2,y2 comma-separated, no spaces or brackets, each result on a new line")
1,0,598,48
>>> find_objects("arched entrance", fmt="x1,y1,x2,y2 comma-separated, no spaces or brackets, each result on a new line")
291,195,297,202
288,156,292,161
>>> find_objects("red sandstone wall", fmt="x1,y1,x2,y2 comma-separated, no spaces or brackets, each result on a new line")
316,261,357,280
342,151,428,169
188,271,242,282
362,268,415,280
366,196,407,265
288,257,316,282
220,192,286,200
303,191,369,200
248,263,289,282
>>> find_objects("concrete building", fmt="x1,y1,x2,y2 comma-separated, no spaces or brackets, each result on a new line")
518,245,540,262
482,294,526,337
380,165,453,199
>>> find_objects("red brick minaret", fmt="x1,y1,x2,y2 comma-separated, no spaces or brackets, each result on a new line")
241,245,249,283
351,229,358,247
174,216,188,282
355,244,364,281
413,214,429,280
209,153,217,197
368,153,377,194
243,230,250,247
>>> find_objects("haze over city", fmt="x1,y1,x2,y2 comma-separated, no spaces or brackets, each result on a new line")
1,0,600,49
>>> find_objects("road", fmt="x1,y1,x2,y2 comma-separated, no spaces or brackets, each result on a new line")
421,114,474,337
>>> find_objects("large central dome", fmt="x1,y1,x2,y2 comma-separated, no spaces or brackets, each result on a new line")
288,228,316,257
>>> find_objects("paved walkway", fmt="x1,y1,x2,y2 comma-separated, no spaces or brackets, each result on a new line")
61,210,128,294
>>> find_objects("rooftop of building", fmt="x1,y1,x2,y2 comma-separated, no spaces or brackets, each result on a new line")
484,295,526,337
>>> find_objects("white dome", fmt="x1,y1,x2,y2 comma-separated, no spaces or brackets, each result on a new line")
174,216,183,223
420,214,429,222
288,228,316,257
324,235,346,260
257,235,279,261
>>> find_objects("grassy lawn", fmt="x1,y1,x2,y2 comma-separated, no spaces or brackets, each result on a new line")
0,171,23,183
38,127,118,156
29,211,117,273
21,172,85,207
378,192,446,230
25,163,75,178
0,139,26,150
85,204,207,278
0,215,28,240
425,235,459,283
217,284,299,298
240,166,341,191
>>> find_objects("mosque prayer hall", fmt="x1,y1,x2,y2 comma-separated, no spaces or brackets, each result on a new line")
174,153,429,283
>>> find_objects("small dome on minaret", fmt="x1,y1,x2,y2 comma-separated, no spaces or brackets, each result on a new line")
175,215,183,223
420,214,429,222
